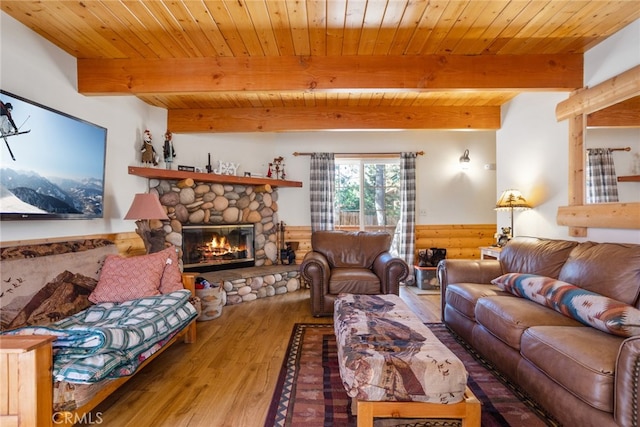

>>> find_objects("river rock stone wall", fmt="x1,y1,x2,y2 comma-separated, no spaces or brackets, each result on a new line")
149,178,280,266
147,178,302,309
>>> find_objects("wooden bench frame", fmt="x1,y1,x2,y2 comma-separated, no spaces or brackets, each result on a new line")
355,386,481,427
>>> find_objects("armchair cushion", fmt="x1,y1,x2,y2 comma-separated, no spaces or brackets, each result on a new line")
311,231,391,268
329,268,381,294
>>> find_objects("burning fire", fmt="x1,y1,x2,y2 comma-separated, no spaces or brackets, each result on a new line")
207,235,231,255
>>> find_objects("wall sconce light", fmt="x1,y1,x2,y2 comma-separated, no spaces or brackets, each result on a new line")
459,149,471,170
124,193,169,254
495,189,532,238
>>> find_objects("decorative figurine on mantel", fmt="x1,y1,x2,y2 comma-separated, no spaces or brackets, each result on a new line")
163,130,176,170
140,129,158,166
268,156,286,180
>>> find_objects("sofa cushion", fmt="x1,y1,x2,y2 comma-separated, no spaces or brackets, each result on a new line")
89,252,166,303
312,231,391,268
329,268,381,294
492,273,640,337
521,326,622,413
499,237,579,278
445,283,510,319
475,296,582,350
157,246,185,294
558,241,640,306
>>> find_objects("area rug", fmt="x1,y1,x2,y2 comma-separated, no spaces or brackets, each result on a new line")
264,323,560,427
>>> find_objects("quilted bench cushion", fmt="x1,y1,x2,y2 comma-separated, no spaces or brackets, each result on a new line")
334,293,468,403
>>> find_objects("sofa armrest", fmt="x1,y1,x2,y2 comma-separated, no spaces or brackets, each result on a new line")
616,336,640,427
372,252,409,294
300,251,331,308
437,259,503,320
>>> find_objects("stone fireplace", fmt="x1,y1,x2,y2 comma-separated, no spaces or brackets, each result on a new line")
182,224,255,272
131,169,302,308
149,179,280,268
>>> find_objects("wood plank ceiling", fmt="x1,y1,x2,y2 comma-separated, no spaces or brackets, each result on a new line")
2,1,639,132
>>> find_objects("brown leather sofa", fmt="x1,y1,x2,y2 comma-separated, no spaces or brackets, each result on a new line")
300,230,409,316
438,236,640,427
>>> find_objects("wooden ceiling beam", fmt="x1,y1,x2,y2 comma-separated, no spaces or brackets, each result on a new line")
556,65,640,121
587,96,640,127
167,105,501,132
78,54,582,94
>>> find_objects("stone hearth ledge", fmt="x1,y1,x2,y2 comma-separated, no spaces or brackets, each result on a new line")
199,264,302,305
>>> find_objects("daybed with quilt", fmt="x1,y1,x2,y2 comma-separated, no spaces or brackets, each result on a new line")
0,239,198,427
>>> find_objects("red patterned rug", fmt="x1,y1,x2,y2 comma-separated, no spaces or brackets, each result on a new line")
264,323,560,427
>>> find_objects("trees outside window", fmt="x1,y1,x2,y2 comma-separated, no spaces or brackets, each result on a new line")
335,159,400,233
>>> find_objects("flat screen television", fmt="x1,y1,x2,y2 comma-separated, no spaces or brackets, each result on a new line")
0,90,107,220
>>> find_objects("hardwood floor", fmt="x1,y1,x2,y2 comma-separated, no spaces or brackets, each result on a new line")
82,286,441,427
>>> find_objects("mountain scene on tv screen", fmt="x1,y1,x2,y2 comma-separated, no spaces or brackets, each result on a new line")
0,168,103,216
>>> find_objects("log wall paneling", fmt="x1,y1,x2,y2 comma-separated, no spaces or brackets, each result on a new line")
283,224,496,266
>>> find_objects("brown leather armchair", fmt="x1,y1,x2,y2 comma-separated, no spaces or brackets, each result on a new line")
300,230,410,317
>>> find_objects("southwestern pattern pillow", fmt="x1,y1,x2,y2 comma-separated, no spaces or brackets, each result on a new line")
492,273,640,337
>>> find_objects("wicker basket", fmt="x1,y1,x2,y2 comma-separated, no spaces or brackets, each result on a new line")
195,286,226,321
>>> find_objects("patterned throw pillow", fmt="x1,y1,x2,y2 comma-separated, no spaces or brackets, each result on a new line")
89,253,165,303
158,246,184,294
491,273,640,337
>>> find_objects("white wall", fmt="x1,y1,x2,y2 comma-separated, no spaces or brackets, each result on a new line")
497,92,569,240
1,13,165,241
174,130,497,226
274,131,497,226
497,18,640,244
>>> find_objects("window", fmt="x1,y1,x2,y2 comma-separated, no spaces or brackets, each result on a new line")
334,158,400,233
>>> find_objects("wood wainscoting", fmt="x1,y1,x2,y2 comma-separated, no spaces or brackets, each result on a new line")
284,224,496,263
2,224,495,264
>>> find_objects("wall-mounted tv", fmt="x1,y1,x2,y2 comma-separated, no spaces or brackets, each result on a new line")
0,90,107,220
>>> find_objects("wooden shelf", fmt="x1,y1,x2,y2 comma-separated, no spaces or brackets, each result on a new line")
617,175,640,182
128,166,303,188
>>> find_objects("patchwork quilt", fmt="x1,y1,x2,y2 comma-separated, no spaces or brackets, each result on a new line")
4,289,197,383
334,294,468,403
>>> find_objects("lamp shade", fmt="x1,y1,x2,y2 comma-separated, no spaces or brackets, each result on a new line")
495,189,532,210
124,193,169,220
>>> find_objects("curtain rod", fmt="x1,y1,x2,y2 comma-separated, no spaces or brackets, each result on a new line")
293,151,424,159
611,147,631,152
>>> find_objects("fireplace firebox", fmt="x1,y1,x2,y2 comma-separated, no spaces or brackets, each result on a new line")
182,224,255,272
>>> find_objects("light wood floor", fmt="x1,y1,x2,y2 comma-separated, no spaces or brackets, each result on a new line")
82,286,441,427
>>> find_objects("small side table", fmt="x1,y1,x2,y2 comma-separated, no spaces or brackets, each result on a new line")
414,266,439,290
479,246,502,260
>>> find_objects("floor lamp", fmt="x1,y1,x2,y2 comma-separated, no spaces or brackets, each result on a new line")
124,193,169,254
495,189,531,239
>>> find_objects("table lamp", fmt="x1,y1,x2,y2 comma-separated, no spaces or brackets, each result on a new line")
124,193,169,253
495,189,531,239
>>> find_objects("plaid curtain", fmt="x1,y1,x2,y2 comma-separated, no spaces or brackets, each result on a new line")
309,153,335,231
391,152,416,268
586,148,619,204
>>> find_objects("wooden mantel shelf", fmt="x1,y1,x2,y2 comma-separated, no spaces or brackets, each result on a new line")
128,166,303,188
